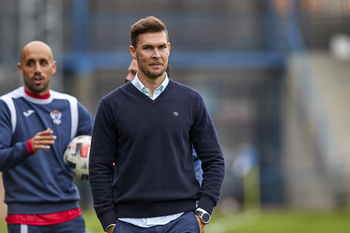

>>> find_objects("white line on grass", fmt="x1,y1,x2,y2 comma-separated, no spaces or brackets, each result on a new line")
205,209,261,233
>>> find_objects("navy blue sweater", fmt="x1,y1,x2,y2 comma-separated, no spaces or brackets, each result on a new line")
89,80,225,229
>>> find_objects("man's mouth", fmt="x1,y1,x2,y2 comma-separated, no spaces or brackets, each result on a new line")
150,63,162,67
33,75,44,84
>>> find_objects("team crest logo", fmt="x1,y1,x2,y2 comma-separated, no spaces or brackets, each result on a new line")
50,110,62,125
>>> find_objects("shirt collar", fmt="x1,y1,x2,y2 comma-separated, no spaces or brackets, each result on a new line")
131,72,169,97
24,89,51,99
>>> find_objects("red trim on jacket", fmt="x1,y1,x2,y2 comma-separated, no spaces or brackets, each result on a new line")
26,138,36,155
5,208,82,226
24,89,50,99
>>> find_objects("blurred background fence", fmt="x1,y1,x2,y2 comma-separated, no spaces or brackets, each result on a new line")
1,0,350,218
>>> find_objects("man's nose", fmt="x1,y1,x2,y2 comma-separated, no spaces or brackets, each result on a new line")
33,64,42,73
152,49,161,58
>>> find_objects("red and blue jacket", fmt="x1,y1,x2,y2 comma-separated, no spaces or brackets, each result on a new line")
0,87,94,222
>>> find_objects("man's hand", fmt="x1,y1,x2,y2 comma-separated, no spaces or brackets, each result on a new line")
106,225,115,233
195,215,205,233
31,128,56,152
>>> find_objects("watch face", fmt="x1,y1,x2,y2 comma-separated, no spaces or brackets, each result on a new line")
202,213,210,223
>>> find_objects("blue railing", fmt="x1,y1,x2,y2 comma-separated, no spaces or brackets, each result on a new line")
61,0,286,73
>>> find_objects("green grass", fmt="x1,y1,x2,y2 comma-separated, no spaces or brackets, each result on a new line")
208,209,350,233
82,209,105,233
1,209,350,233
0,219,5,233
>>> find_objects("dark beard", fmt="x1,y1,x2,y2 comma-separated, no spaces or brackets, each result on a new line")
24,79,49,94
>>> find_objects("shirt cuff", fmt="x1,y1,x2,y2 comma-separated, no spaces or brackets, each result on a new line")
105,224,116,232
26,138,36,155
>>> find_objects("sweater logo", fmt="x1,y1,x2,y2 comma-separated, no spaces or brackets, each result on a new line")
50,110,62,125
173,112,179,116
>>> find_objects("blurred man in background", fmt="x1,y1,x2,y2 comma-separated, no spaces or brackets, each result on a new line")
125,59,138,83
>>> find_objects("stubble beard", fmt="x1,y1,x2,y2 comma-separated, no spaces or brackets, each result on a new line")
140,66,166,80
24,77,49,94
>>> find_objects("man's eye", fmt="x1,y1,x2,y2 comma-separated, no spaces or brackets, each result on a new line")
41,61,48,66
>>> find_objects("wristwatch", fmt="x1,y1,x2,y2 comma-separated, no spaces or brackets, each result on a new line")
195,209,211,224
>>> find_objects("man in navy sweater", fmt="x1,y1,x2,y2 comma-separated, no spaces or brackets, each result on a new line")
124,59,204,186
0,41,94,232
89,16,225,233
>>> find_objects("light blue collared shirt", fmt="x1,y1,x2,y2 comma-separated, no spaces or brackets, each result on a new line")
131,72,169,100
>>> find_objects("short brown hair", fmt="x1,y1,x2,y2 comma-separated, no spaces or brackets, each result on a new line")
130,16,169,48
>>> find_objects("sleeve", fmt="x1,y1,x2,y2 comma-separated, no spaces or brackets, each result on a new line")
192,147,203,186
76,102,95,136
0,100,32,171
89,98,118,230
190,94,225,215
